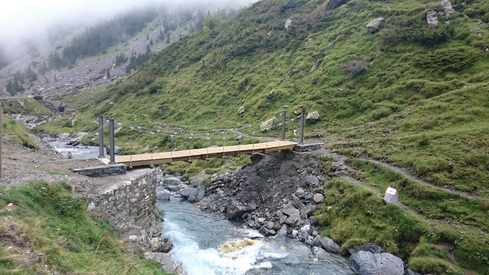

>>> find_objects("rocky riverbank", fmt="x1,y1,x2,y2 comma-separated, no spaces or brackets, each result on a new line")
158,149,422,275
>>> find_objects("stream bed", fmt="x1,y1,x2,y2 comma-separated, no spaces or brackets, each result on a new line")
158,197,353,275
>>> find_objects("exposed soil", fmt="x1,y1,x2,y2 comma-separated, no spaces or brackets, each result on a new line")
0,140,133,194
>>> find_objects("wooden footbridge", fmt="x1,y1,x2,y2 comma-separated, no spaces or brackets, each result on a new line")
112,140,297,168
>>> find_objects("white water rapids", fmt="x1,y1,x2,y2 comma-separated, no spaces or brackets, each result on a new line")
158,198,353,275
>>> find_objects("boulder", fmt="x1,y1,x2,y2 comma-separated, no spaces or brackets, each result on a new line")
150,237,173,253
285,19,293,30
227,200,256,221
260,118,274,132
144,252,187,275
163,177,181,186
366,17,385,33
179,187,196,199
295,187,305,197
313,193,325,204
426,10,439,28
349,244,404,275
282,207,300,226
312,236,341,254
306,111,320,124
304,175,319,186
188,185,206,202
350,251,404,275
238,106,246,115
441,0,454,18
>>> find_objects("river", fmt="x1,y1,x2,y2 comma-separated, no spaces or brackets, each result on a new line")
158,197,353,275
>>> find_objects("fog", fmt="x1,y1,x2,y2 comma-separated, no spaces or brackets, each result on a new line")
0,0,259,64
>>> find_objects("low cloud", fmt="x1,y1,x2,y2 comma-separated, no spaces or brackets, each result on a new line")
0,0,258,63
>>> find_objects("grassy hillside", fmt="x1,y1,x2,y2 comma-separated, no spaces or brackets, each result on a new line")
45,0,489,196
35,0,489,273
0,182,167,274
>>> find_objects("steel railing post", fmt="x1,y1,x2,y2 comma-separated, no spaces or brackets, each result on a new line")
109,118,116,165
98,116,105,158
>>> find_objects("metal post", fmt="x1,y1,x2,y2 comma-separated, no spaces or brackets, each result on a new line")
109,118,116,165
299,112,305,145
281,111,286,140
98,116,105,158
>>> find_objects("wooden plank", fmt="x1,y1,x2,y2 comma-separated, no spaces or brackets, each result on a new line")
114,141,297,168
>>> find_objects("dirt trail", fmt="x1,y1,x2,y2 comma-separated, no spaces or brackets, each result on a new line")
312,146,483,203
361,158,483,201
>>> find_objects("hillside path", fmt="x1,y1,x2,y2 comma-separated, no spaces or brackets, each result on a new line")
313,147,482,202
361,158,482,201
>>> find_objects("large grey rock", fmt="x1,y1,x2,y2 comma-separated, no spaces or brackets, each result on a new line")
179,188,193,198
260,118,274,132
426,10,439,28
441,0,454,18
164,177,181,186
285,19,293,30
313,193,325,204
282,208,300,226
227,200,256,220
306,111,320,124
350,251,404,275
150,237,173,253
304,175,319,186
189,185,206,202
295,187,305,197
366,18,385,33
312,236,341,254
144,252,187,275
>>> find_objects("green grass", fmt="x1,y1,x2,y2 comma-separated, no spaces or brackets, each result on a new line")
0,182,167,274
317,159,489,274
1,98,52,116
3,116,38,150
30,0,489,273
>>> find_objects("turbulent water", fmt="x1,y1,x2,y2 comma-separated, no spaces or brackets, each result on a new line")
49,140,101,159
158,197,353,275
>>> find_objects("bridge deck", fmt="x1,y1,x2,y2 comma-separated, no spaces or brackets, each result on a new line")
114,140,297,168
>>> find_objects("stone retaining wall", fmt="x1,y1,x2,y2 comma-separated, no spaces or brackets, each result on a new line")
86,169,161,248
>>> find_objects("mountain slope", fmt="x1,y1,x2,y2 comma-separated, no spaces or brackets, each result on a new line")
70,0,489,195
35,0,489,273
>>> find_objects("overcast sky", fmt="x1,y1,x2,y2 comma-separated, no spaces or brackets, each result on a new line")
0,0,258,60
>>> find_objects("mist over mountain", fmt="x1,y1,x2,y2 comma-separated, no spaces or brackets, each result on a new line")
0,0,259,67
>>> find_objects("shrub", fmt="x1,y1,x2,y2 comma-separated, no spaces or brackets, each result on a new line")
342,59,369,75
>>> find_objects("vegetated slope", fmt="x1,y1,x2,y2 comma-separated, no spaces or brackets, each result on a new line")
37,0,489,273
74,0,489,196
0,182,167,274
